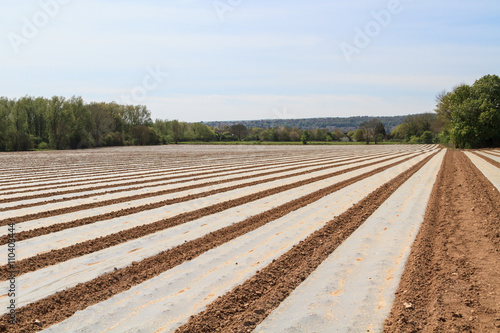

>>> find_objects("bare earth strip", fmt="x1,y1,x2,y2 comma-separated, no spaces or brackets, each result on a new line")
0,152,427,281
472,151,500,169
384,150,500,332
0,146,434,332
0,151,411,222
0,152,347,201
175,151,440,333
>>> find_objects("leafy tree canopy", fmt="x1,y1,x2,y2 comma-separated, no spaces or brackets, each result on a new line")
436,74,500,148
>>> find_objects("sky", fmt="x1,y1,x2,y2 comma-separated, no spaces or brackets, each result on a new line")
1,0,499,122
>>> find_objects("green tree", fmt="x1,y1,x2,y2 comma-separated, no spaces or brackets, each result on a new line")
420,131,434,144
289,128,300,142
230,124,248,141
440,75,500,148
9,98,35,151
347,130,355,141
88,102,114,146
68,96,93,149
33,97,49,144
315,128,326,141
434,90,453,123
17,96,36,138
47,96,72,149
170,120,183,144
359,119,380,144
123,105,152,134
301,130,311,144
353,129,365,142
190,123,216,142
131,125,159,145
374,121,386,144
390,124,408,141
0,98,13,150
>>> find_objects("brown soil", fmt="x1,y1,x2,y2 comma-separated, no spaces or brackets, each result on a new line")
0,152,419,280
0,152,434,332
0,153,397,222
174,151,438,333
0,153,375,207
384,150,500,332
472,151,500,169
0,152,338,192
0,153,345,202
0,152,408,247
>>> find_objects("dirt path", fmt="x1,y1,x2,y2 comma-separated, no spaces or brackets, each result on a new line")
384,149,500,332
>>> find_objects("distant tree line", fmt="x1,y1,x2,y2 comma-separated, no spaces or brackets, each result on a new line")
0,96,156,151
0,95,441,151
203,115,407,132
0,95,391,151
387,74,500,148
1,75,498,151
154,121,354,144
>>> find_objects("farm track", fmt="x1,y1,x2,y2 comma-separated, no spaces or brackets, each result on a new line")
384,150,500,332
6,144,494,332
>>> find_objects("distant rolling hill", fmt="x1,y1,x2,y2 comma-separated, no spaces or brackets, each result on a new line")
202,115,408,133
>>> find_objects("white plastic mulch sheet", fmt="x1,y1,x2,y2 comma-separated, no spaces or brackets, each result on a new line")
40,151,439,332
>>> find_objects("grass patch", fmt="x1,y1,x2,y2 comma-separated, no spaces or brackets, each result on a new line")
178,141,404,146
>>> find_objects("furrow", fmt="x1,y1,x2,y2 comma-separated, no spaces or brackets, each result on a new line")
175,151,441,333
0,151,412,225
0,151,436,331
0,152,432,279
0,153,365,204
0,152,338,193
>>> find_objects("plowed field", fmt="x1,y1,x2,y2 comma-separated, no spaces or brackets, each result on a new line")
0,145,498,332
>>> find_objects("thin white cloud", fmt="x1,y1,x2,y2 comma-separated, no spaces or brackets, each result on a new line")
0,0,498,122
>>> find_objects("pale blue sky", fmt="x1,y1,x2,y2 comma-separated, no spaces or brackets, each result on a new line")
1,0,499,122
